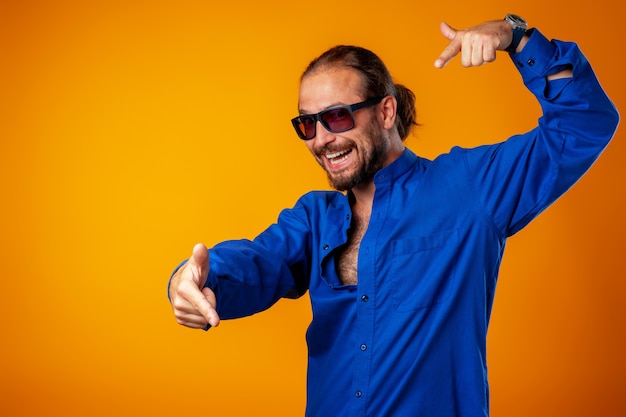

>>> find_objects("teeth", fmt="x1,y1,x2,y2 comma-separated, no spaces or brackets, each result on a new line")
326,150,348,158
326,150,350,163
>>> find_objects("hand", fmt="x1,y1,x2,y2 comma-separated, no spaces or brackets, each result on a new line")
169,243,220,329
434,20,515,69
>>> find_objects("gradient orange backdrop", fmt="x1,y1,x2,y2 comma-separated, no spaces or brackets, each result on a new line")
1,1,624,416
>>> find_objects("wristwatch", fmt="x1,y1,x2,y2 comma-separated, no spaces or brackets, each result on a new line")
504,14,528,53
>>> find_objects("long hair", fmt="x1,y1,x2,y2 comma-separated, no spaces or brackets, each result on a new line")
302,45,418,140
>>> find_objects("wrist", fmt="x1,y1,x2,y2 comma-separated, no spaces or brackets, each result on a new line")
515,32,530,53
504,14,528,53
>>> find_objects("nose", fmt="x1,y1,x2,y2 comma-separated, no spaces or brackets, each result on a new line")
311,120,336,147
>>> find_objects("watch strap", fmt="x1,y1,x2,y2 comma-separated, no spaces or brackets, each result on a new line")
506,26,526,53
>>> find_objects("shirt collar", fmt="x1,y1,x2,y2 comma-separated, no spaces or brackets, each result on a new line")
373,147,420,185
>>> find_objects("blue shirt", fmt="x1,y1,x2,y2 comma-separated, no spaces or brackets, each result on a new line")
178,30,619,416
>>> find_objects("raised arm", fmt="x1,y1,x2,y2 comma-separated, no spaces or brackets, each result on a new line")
433,17,619,236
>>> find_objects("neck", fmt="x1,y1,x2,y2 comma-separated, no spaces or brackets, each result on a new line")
347,131,405,204
350,180,376,209
350,143,404,207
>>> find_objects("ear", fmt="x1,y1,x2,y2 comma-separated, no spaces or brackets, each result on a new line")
380,95,397,130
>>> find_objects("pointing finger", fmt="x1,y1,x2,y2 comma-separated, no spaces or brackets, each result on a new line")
202,287,220,327
434,22,460,69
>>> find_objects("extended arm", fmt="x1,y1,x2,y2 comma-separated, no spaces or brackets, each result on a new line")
168,195,314,329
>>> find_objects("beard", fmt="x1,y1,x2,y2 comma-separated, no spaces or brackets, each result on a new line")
316,120,388,191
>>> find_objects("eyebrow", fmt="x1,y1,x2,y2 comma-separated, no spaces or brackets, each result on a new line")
298,102,349,116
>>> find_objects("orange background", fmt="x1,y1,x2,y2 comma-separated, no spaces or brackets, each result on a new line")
1,1,624,416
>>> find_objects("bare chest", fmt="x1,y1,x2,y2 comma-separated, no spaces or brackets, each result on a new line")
336,211,370,285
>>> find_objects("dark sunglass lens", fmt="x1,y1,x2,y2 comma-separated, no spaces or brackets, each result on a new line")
293,116,317,139
321,107,354,132
300,116,317,139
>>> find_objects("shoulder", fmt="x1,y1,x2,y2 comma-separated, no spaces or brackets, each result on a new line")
296,190,346,207
278,190,347,221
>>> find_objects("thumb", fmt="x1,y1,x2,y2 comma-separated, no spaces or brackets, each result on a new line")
439,21,457,41
190,242,209,267
188,242,210,287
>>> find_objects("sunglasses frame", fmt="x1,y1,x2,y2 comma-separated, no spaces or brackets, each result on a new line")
291,96,385,140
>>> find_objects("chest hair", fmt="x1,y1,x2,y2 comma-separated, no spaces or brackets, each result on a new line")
336,209,370,285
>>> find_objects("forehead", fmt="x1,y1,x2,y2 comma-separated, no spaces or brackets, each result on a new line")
298,66,366,113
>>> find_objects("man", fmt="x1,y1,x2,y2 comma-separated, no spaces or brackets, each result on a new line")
168,16,619,416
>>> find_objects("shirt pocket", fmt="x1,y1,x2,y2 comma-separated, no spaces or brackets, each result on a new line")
390,229,460,312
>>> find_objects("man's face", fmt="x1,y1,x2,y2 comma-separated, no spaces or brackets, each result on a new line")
298,67,390,191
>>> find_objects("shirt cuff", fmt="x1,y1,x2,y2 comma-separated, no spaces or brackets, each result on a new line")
510,28,578,98
509,29,556,80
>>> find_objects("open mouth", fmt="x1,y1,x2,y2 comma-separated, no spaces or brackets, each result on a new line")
325,149,353,166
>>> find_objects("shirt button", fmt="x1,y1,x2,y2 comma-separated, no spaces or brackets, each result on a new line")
323,244,329,250
361,295,369,302
527,58,535,66
355,391,362,398
360,344,367,351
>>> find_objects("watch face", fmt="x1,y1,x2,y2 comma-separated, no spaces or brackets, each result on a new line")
507,13,527,28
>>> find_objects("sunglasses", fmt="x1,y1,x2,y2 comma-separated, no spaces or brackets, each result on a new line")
291,96,385,140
